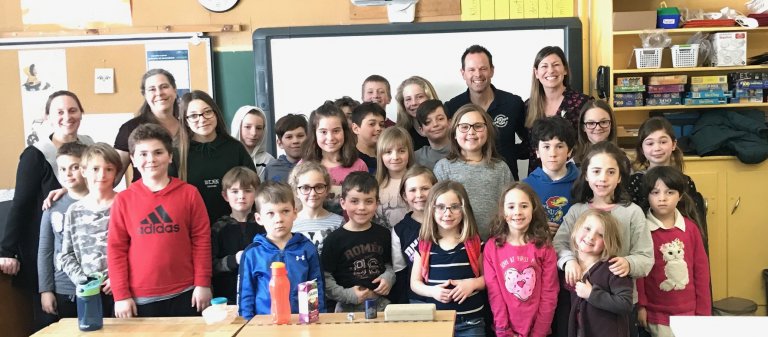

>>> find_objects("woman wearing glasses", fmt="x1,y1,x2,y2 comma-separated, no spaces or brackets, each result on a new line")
433,104,512,240
178,90,257,224
524,46,592,173
572,100,618,166
114,69,181,182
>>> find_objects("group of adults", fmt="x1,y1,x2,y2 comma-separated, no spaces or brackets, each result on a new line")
0,44,595,333
398,45,592,180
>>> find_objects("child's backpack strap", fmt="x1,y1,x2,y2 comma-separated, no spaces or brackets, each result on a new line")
418,240,432,281
464,235,482,278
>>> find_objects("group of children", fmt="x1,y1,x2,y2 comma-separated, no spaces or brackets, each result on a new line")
237,93,709,337
32,70,711,337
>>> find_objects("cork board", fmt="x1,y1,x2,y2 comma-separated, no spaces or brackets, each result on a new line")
0,35,213,189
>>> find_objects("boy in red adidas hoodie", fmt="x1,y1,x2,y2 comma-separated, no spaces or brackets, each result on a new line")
108,124,212,318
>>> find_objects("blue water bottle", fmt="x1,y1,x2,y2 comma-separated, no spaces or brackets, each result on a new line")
76,275,104,331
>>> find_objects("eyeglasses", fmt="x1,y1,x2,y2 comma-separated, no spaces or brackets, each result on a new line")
297,184,328,195
186,110,215,122
434,203,462,214
457,122,487,133
583,120,611,130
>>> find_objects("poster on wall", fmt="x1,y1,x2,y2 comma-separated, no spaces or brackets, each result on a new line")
21,0,132,28
146,43,191,98
17,49,67,146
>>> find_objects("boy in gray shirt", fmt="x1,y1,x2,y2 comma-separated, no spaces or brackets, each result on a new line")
413,100,451,169
59,143,123,317
37,142,88,319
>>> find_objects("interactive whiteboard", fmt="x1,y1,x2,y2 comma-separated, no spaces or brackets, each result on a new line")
253,18,583,155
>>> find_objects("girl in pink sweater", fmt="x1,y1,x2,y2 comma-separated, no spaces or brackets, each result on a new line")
484,182,558,337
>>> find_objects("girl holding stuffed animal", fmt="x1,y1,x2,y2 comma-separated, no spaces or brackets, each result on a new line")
484,182,558,337
636,166,711,337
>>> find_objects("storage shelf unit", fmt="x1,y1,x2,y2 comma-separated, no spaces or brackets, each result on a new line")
613,26,768,36
590,0,768,310
602,11,768,126
613,65,768,74
614,102,768,112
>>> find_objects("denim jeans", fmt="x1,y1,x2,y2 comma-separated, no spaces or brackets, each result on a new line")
454,317,485,337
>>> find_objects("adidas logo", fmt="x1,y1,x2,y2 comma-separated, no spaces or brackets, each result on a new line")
139,205,180,234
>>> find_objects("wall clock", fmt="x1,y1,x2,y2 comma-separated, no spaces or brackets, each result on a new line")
198,0,239,12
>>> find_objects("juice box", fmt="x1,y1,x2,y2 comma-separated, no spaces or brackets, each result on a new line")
298,280,319,324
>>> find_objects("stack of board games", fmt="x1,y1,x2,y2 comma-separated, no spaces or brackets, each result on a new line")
647,75,687,106
728,72,766,103
614,77,645,107
686,76,729,105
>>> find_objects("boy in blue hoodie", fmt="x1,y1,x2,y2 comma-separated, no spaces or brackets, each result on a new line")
523,116,579,237
263,114,307,183
238,181,324,319
522,116,578,337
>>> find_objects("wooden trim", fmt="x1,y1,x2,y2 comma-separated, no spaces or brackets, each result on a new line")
0,24,241,38
613,65,768,74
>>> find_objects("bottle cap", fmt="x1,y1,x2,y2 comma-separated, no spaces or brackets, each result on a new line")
77,277,102,297
211,297,228,305
270,262,286,269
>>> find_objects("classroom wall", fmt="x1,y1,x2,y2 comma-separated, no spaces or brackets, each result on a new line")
0,3,586,335
1,0,588,130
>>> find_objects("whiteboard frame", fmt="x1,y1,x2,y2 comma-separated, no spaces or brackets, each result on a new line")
253,18,583,155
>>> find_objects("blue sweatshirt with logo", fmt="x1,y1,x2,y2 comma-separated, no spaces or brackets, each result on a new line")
523,162,579,225
238,232,325,319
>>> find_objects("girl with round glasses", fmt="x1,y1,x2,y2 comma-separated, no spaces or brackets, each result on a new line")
572,100,618,166
411,180,487,337
434,103,512,240
289,161,343,256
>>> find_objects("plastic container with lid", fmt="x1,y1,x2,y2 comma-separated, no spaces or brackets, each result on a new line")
202,297,231,324
657,3,681,29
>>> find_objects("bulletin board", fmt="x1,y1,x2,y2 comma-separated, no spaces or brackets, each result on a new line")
0,34,213,189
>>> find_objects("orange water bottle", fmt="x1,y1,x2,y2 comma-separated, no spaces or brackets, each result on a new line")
269,261,291,324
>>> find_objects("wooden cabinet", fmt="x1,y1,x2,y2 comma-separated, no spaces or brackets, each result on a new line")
686,157,768,311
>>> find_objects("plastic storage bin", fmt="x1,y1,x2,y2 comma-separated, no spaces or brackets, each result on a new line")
671,44,700,68
657,6,681,28
635,48,663,69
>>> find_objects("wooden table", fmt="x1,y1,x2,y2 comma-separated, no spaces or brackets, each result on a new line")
31,316,248,337
237,310,456,337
